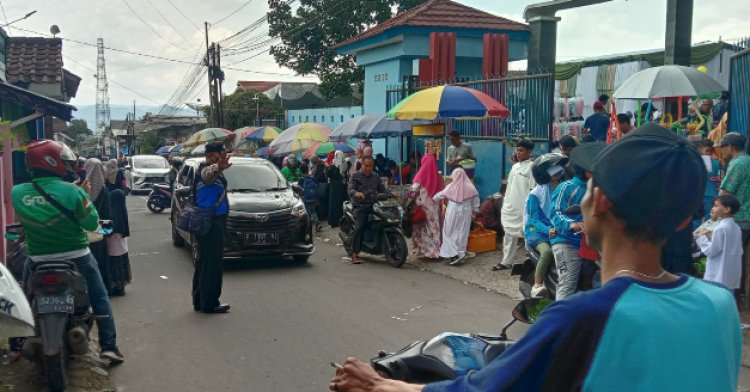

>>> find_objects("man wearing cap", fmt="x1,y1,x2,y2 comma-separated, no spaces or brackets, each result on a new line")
327,124,741,392
583,101,610,142
718,132,750,305
192,142,231,314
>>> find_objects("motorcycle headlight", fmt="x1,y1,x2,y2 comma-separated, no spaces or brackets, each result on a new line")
291,202,307,218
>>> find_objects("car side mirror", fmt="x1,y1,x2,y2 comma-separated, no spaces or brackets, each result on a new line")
512,298,552,324
175,187,191,197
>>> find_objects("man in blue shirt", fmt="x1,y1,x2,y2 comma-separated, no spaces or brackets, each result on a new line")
192,142,231,314
583,101,610,142
328,123,741,392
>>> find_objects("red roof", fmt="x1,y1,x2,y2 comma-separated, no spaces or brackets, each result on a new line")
6,37,64,85
236,81,281,92
337,0,527,49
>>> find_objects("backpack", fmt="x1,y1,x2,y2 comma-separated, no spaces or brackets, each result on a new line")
302,176,319,202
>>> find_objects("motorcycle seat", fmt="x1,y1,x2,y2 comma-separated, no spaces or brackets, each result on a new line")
153,184,171,191
30,260,75,271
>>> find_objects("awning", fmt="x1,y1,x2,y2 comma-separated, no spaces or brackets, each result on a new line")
0,82,76,120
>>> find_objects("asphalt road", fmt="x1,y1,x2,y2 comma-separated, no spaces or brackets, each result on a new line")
109,196,525,391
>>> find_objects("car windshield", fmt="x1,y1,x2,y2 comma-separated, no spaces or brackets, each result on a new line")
133,157,169,169
223,163,288,192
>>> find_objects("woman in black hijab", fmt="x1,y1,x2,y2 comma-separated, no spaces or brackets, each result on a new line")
106,189,131,296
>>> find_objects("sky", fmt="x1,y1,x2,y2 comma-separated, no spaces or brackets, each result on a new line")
4,0,749,108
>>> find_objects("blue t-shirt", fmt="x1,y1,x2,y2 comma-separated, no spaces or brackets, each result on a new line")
195,169,228,216
584,112,611,142
424,275,741,392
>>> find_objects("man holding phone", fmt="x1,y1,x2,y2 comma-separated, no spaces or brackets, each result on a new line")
192,142,232,314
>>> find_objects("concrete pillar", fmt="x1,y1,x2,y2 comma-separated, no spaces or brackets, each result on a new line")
526,16,560,74
665,0,693,66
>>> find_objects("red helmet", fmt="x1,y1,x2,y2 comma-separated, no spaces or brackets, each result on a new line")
25,140,77,177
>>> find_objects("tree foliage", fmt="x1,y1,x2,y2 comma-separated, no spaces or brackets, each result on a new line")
223,89,284,130
267,0,427,99
65,119,93,138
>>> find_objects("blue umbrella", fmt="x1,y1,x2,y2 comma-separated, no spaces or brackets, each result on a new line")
155,146,171,154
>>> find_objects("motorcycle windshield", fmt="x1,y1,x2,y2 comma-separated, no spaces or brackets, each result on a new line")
422,333,489,376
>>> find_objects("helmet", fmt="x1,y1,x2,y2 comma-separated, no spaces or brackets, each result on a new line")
531,153,569,185
25,139,77,177
171,157,184,170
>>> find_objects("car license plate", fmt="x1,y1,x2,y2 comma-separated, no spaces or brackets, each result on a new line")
245,232,280,245
37,294,74,314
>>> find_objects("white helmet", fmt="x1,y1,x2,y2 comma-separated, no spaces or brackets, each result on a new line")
0,263,34,336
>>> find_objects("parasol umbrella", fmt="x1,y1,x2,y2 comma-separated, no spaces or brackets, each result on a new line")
184,127,235,147
613,65,726,99
302,142,355,158
269,122,332,155
236,126,281,143
387,85,510,120
330,114,428,141
155,145,172,154
168,144,182,153
254,146,271,157
190,144,206,156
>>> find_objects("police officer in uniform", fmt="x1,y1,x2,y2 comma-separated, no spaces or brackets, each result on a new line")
192,142,231,313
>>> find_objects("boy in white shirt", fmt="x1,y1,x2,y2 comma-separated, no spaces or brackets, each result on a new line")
695,195,743,291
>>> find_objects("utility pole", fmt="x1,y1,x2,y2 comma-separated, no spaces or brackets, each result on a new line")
204,22,225,128
205,22,213,127
216,44,224,128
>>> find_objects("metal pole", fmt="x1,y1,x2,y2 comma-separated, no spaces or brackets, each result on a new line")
205,22,213,127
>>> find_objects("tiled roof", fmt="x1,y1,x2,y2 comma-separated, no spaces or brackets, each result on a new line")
6,37,64,86
63,68,82,99
337,0,528,49
236,81,281,92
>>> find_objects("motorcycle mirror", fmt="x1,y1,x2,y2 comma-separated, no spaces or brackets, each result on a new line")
512,298,553,324
563,205,581,216
174,187,191,196
4,232,19,241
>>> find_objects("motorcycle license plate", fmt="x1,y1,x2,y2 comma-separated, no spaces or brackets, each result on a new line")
245,232,280,245
37,294,74,314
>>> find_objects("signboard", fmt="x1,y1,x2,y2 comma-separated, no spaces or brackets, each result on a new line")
412,123,445,136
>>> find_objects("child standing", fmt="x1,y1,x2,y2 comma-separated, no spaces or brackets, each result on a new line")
695,195,743,291
299,165,321,232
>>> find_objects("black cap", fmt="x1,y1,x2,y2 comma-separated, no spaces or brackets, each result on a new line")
560,135,580,149
717,132,746,149
205,142,225,154
590,123,706,239
570,142,605,172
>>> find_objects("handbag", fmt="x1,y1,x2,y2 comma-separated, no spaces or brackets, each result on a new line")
410,204,427,224
30,182,104,243
177,189,226,236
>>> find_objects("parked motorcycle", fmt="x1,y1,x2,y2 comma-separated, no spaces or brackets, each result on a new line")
146,184,172,213
7,220,113,392
371,298,551,384
339,194,408,268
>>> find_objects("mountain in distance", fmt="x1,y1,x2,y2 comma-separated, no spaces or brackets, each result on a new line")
73,104,197,129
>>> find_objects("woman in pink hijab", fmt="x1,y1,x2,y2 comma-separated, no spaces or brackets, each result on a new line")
433,168,480,265
409,154,443,259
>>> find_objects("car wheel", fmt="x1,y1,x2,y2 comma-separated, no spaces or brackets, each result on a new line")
171,212,185,247
191,235,200,266
293,255,310,263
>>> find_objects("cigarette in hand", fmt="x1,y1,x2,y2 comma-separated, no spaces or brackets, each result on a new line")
330,361,342,369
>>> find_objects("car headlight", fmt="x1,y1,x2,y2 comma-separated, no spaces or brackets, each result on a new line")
291,202,307,218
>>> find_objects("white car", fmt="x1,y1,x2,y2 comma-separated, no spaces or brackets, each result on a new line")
127,155,170,193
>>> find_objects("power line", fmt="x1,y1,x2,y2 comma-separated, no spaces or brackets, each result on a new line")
212,0,255,26
62,54,162,105
122,0,189,51
146,0,192,45
0,0,10,35
166,0,201,32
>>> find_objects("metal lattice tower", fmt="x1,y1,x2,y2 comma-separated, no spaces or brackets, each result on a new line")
95,38,110,134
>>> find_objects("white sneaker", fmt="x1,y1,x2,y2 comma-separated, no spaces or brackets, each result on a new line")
449,255,467,266
466,252,476,258
101,348,124,364
531,284,548,298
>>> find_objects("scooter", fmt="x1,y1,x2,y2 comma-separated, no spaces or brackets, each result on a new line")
371,298,550,384
339,194,408,268
8,221,113,392
147,184,172,213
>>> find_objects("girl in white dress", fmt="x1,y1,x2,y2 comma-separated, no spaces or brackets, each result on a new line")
433,168,480,265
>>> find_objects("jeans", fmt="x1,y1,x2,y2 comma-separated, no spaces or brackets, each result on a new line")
351,204,373,254
304,201,319,225
24,253,117,350
553,243,582,301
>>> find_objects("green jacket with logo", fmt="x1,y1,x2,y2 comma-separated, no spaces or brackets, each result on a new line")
11,177,99,255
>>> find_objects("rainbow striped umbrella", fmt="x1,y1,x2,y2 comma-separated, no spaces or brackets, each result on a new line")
269,123,332,155
236,126,281,142
184,128,235,147
387,85,510,120
302,142,355,158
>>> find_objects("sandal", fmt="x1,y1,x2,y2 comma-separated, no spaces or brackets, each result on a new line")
351,255,362,264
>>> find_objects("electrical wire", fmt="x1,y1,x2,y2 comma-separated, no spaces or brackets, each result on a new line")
0,0,10,36
212,0,255,26
122,0,189,51
166,0,202,32
62,54,163,105
146,0,192,45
